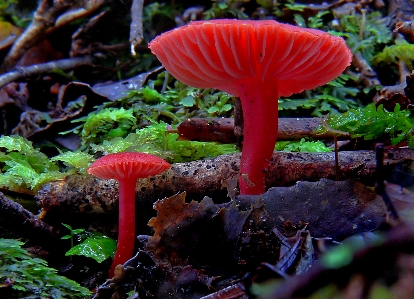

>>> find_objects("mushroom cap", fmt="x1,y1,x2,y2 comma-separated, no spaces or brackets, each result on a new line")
149,19,352,97
87,152,170,181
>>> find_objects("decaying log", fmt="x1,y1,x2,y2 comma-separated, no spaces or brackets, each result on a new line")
35,148,414,221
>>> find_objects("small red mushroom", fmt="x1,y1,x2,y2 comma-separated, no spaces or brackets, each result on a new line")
149,19,352,195
87,152,170,277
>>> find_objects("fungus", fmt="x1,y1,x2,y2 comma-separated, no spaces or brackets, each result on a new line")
149,19,352,195
87,152,170,277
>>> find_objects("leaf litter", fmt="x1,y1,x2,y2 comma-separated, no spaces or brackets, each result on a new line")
92,177,388,298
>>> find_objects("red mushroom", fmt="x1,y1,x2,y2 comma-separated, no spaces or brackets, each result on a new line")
87,152,170,277
149,19,352,195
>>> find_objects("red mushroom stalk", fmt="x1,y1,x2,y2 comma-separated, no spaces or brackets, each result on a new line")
87,152,170,277
237,77,279,193
149,19,352,195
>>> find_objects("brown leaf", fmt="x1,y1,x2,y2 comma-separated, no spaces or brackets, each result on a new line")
146,192,267,274
147,192,220,265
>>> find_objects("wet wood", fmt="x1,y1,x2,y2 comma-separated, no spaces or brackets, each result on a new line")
35,148,414,220
176,117,344,143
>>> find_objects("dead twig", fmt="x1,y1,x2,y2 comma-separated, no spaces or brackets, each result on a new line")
130,0,144,56
353,52,381,87
0,56,93,88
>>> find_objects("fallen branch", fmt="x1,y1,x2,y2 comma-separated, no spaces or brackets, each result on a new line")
35,148,414,219
174,117,347,143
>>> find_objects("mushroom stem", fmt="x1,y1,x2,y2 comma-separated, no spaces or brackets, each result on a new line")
238,77,279,195
109,178,137,277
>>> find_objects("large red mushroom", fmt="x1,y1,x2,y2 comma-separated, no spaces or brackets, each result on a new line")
149,19,352,195
87,152,170,277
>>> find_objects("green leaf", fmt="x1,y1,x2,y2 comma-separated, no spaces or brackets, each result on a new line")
321,233,384,269
78,107,137,146
65,234,116,263
207,106,220,114
71,228,85,235
0,135,80,192
218,2,228,9
61,223,72,231
179,95,196,107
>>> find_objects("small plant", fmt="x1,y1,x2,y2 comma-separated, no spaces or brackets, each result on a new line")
62,224,116,263
61,223,86,249
0,238,92,298
65,233,116,264
207,93,233,116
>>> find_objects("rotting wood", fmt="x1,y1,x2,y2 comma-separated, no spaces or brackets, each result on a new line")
35,148,414,220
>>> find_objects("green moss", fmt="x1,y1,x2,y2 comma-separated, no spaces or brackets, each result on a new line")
90,121,238,163
0,238,92,298
0,135,94,193
372,40,414,70
73,107,137,146
320,104,414,145
276,138,332,153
